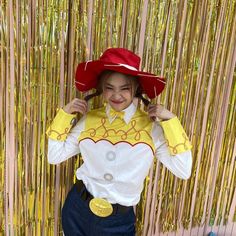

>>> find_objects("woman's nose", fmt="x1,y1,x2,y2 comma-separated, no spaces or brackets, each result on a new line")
112,90,122,98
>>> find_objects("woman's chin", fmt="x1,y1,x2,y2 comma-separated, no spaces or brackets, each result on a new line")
110,102,126,111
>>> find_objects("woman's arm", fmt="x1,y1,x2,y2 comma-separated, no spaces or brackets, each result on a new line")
152,122,192,179
149,104,192,179
47,115,86,164
47,98,88,164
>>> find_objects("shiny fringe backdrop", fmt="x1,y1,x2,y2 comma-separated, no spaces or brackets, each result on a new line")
0,0,236,235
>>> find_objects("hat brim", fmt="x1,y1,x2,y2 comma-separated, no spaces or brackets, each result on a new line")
75,60,166,99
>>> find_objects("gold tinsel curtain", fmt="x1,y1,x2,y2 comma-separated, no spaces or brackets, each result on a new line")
1,0,236,235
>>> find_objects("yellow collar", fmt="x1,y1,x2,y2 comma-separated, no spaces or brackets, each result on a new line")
106,103,137,124
109,108,125,120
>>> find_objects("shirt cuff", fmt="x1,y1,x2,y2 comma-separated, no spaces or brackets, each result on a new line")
46,109,77,141
160,117,192,155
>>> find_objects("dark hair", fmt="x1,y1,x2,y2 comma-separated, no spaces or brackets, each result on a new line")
135,89,150,106
84,70,150,106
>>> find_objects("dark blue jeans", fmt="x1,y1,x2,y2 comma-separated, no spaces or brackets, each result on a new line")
62,184,136,236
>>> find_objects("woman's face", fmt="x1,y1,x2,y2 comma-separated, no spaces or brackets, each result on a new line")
103,72,134,111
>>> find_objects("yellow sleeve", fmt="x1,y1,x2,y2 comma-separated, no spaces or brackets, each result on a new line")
160,117,192,155
46,109,77,141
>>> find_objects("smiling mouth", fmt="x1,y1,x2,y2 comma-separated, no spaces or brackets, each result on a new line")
110,100,123,104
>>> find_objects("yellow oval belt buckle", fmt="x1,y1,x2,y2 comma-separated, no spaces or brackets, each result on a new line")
89,198,113,217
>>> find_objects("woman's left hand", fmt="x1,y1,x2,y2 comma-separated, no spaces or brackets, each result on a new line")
148,104,175,121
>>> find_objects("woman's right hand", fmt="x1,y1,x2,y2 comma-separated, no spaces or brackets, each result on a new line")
63,98,88,115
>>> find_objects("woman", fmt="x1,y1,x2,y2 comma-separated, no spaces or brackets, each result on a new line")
46,48,192,236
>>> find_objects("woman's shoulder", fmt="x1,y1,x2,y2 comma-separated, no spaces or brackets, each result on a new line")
86,106,106,117
134,107,149,119
132,108,154,125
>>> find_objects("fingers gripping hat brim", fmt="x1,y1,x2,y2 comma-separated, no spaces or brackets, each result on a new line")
75,60,166,99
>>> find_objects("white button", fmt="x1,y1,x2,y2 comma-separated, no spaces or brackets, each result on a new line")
104,173,113,181
106,151,116,161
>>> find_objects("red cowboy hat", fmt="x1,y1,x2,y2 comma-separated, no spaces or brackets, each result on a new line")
75,48,166,99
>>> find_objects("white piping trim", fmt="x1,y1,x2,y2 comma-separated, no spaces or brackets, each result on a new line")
104,63,138,71
75,81,86,86
137,74,166,84
84,60,92,71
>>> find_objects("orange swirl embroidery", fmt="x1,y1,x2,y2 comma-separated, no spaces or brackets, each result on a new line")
87,118,152,141
166,133,190,154
79,137,155,155
47,127,70,140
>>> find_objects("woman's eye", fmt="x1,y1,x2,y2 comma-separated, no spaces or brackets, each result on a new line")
121,87,130,90
105,87,113,90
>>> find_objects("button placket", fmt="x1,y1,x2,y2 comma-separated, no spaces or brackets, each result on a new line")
103,150,116,182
